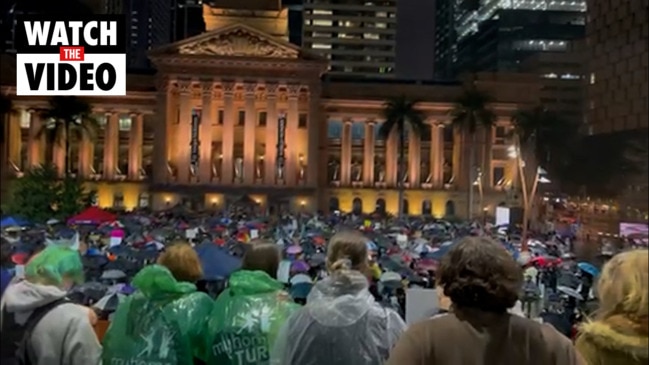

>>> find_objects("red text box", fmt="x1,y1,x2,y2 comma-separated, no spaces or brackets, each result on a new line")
59,47,85,61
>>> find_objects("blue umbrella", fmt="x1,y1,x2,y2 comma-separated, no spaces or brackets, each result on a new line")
427,241,457,260
1,216,30,228
577,262,600,277
195,243,241,280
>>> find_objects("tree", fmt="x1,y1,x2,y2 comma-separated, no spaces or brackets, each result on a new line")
450,87,496,220
38,96,99,177
0,93,16,199
3,165,95,223
379,96,426,217
511,106,579,250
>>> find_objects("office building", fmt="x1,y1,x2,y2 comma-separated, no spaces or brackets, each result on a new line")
1,0,541,216
302,0,398,78
394,0,436,80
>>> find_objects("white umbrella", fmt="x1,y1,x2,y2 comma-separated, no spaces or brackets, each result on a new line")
93,292,126,311
46,218,60,225
557,285,583,300
290,274,312,285
380,271,402,283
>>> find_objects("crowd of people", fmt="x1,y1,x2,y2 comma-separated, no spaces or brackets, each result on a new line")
0,208,647,365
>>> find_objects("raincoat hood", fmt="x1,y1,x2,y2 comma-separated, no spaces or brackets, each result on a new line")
579,315,649,360
2,279,67,316
306,270,374,327
228,270,283,296
132,264,196,299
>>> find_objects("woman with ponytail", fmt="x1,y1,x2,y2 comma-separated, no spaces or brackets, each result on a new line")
271,230,406,365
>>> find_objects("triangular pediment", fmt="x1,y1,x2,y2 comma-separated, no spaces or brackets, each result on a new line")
150,23,313,60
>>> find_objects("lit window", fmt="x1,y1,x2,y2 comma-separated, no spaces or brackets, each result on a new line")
20,111,30,129
118,116,132,131
312,43,331,49
590,73,596,84
313,9,332,15
313,20,332,26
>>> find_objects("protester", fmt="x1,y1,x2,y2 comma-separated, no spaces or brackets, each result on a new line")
101,242,213,365
1,237,13,297
387,236,582,365
0,245,100,365
272,230,406,365
575,249,648,365
206,240,298,365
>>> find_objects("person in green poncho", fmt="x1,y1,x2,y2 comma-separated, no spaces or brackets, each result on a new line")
206,241,299,365
101,242,213,365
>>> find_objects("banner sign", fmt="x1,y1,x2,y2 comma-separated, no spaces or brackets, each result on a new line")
276,113,287,167
15,15,126,96
190,110,200,167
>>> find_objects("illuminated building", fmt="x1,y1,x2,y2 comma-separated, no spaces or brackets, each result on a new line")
0,0,540,217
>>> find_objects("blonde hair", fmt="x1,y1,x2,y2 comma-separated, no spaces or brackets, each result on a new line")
596,249,648,321
326,230,369,275
241,240,281,279
157,241,203,283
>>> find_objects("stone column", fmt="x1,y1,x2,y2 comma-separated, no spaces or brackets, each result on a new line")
103,112,119,179
175,79,192,184
431,123,444,187
28,110,44,168
452,126,464,187
128,113,143,180
152,77,174,184
78,128,93,179
363,121,375,186
7,111,21,170
199,80,214,183
386,129,398,186
408,127,420,187
264,83,278,185
340,119,352,186
306,84,321,187
221,81,236,184
243,82,257,184
52,139,65,177
286,84,300,186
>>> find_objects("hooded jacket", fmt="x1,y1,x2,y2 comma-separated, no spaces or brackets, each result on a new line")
101,265,213,364
206,270,299,365
272,270,406,365
0,279,101,365
576,315,649,365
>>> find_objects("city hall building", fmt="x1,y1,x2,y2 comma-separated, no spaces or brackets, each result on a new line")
0,0,539,217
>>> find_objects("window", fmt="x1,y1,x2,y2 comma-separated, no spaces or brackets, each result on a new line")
443,127,453,143
494,126,507,144
492,166,505,187
258,111,267,127
328,121,342,139
216,110,224,125
138,193,149,208
118,116,132,131
298,113,308,129
238,111,245,126
113,192,124,209
20,111,30,129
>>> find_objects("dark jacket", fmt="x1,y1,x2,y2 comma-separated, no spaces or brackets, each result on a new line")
387,308,582,365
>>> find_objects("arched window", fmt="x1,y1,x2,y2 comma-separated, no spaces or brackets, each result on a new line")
352,197,363,215
329,197,340,212
402,199,409,215
376,198,386,214
445,200,456,217
422,200,432,215
138,193,150,208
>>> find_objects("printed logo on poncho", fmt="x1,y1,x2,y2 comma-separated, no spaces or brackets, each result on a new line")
211,306,273,365
105,303,187,365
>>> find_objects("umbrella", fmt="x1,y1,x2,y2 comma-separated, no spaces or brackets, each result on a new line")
557,285,584,300
286,245,303,255
1,216,30,228
101,270,127,281
291,260,310,273
379,271,403,289
289,283,313,300
307,252,326,267
290,273,312,285
93,292,126,312
577,262,600,277
366,240,378,251
195,243,241,280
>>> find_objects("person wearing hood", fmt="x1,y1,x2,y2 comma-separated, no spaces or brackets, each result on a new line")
272,230,406,365
101,242,213,365
206,240,298,365
1,238,13,297
576,249,648,365
0,245,100,365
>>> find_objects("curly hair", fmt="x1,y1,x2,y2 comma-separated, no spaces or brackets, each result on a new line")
438,236,523,313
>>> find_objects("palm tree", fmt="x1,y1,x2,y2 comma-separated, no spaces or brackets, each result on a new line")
38,96,99,177
379,96,426,217
450,87,496,220
0,93,14,195
511,105,578,250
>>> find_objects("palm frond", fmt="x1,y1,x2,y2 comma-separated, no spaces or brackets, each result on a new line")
449,87,495,134
380,95,425,139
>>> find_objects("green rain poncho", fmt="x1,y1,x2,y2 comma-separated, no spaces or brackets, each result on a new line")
101,265,213,365
206,270,299,365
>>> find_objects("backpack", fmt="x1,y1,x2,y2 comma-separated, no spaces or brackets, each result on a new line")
0,298,70,365
102,295,192,365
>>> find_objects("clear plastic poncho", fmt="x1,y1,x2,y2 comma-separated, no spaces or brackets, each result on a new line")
271,270,406,365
